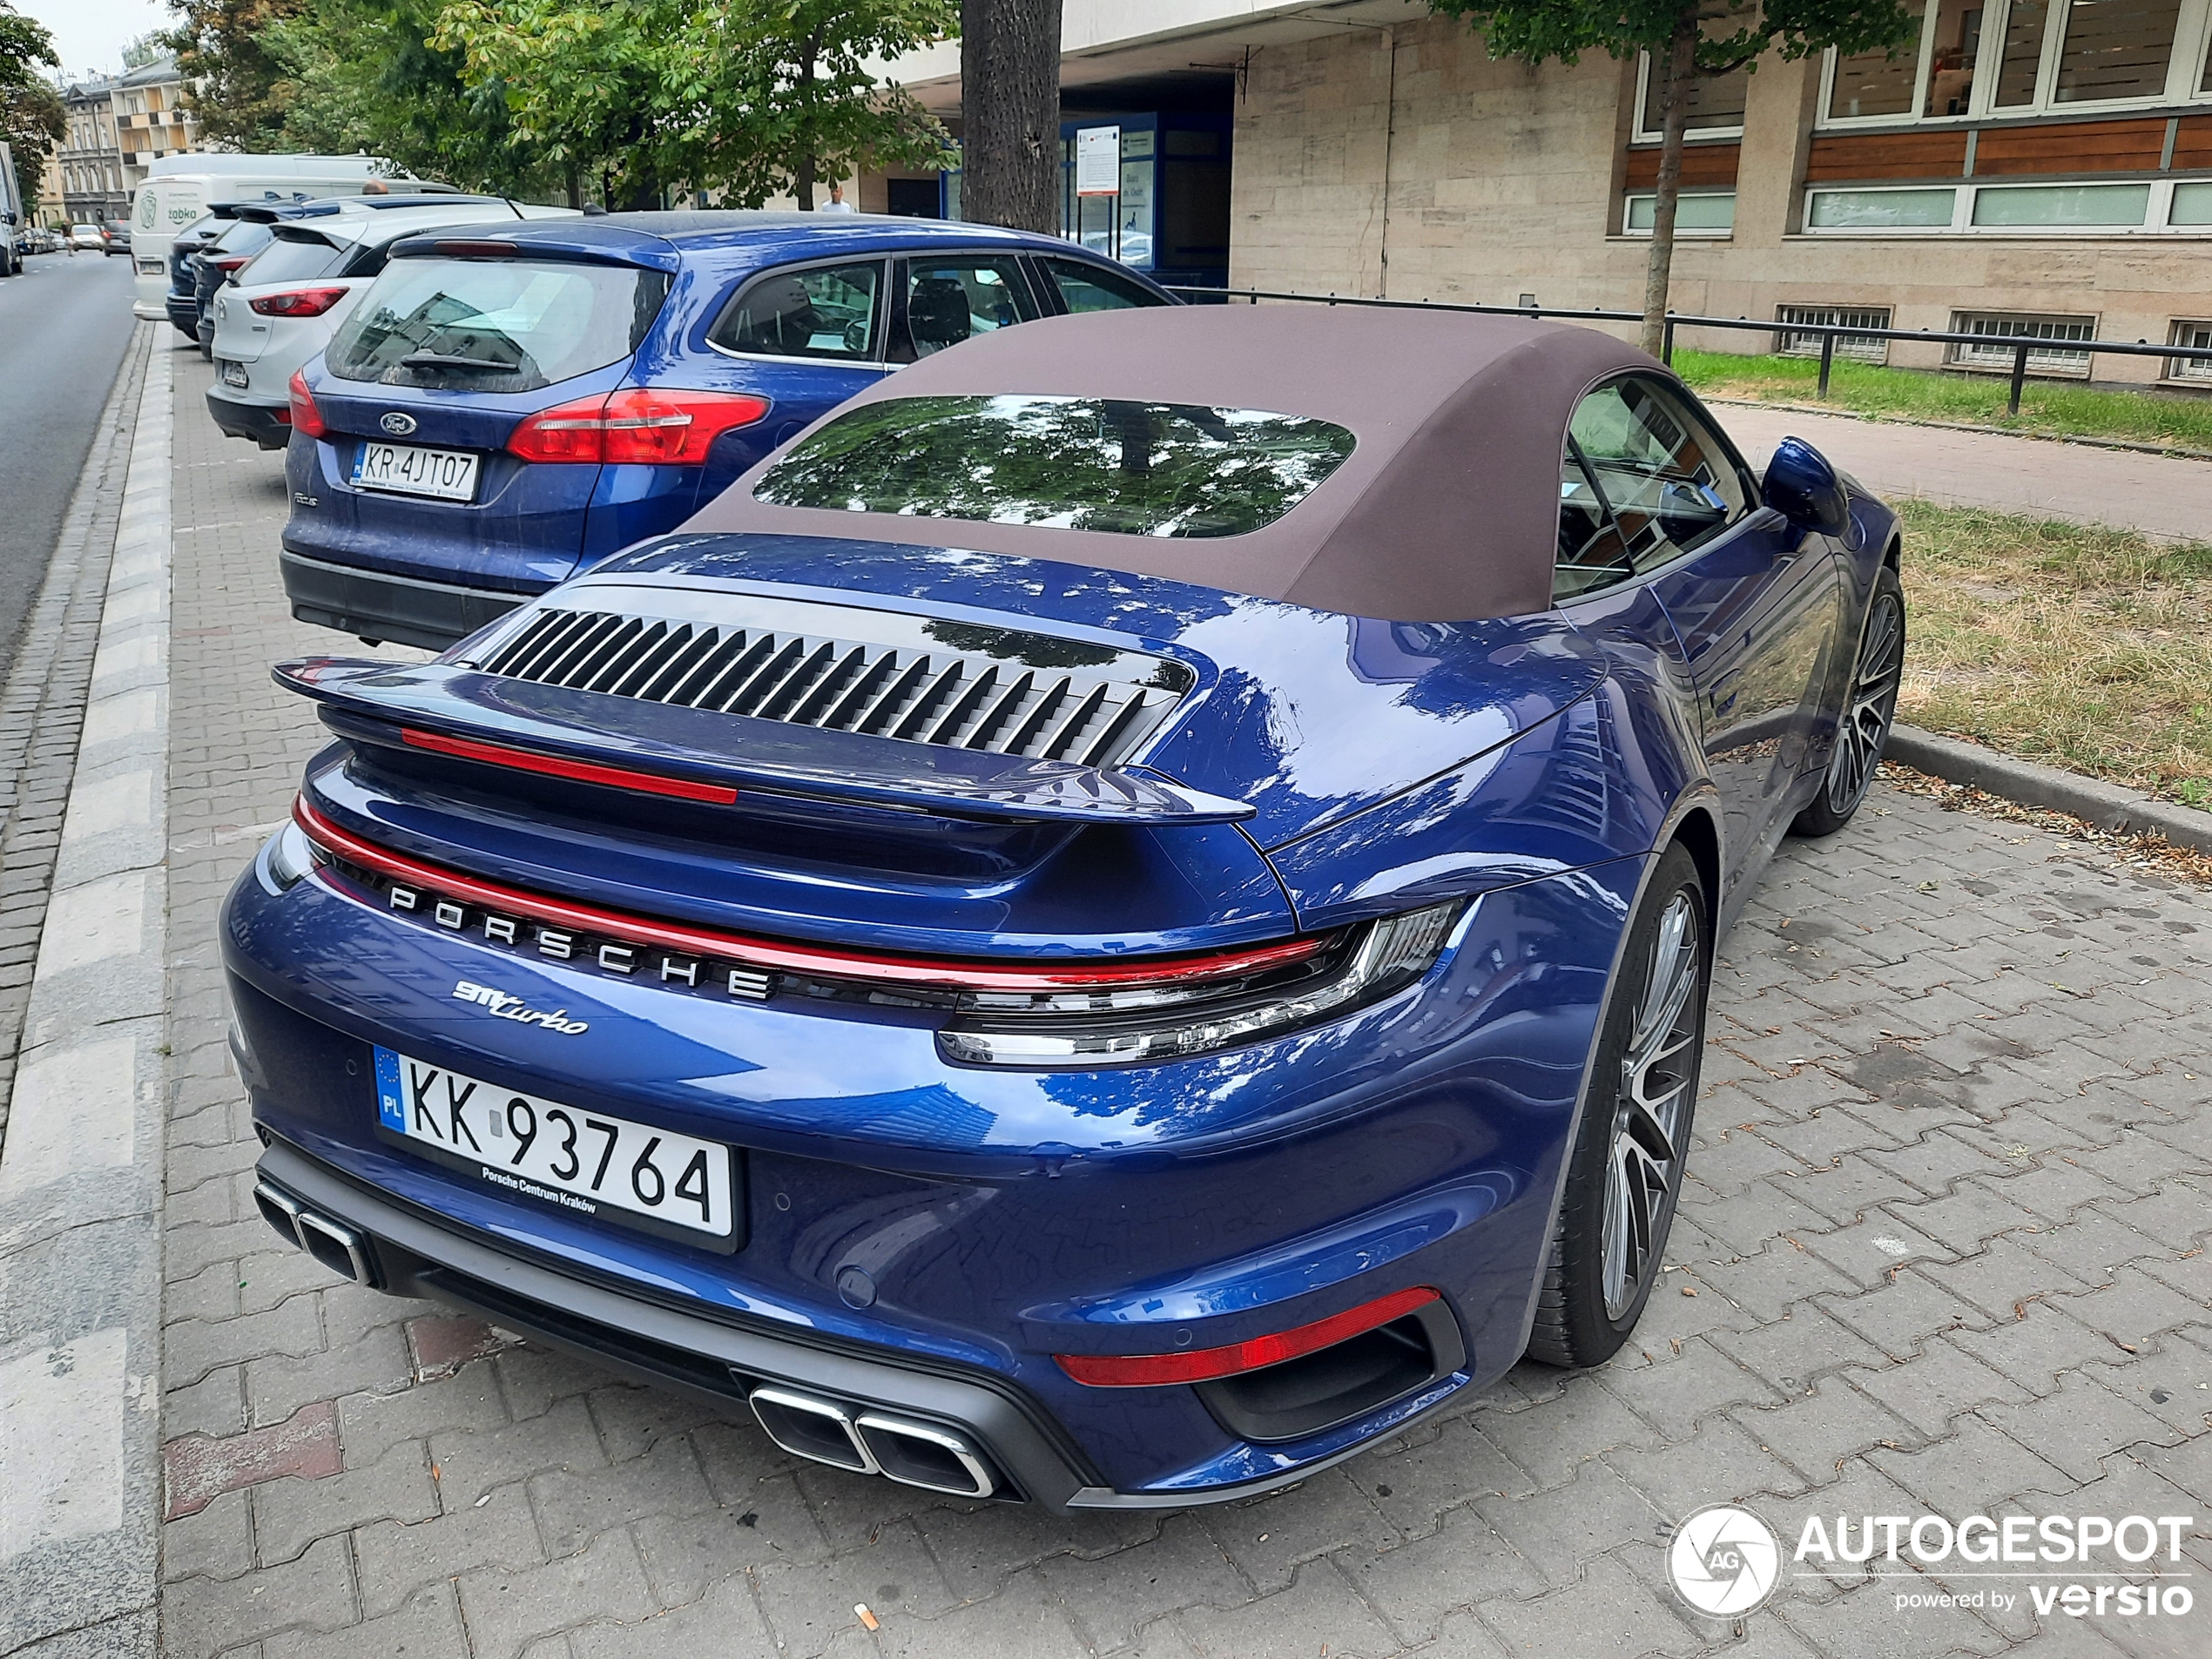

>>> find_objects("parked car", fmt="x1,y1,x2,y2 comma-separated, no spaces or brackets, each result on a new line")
189,213,293,357
128,153,446,322
280,211,1174,651
69,222,105,251
207,196,577,449
163,215,226,337
102,219,131,255
231,304,1904,1512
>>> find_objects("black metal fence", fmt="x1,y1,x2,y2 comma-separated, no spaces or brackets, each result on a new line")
1163,286,2212,418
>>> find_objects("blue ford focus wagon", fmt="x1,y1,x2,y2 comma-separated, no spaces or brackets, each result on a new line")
280,212,1171,651
230,305,1905,1509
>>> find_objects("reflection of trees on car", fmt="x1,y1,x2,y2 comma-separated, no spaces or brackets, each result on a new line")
757,395,1358,541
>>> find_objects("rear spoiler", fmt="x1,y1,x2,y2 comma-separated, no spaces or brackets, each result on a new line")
274,658,1251,827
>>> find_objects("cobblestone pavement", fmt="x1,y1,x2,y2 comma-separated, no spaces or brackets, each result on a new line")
156,351,2212,1658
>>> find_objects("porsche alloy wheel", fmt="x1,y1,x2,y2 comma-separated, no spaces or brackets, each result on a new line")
1526,843,1709,1367
1600,887,1701,1320
1794,564,1906,838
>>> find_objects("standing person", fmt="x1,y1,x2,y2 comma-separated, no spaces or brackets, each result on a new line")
819,183,856,214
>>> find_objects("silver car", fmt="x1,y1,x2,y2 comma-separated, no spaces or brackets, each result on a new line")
206,196,577,449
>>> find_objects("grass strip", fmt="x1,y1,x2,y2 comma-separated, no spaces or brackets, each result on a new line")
1676,348,2212,452
1895,501,2212,813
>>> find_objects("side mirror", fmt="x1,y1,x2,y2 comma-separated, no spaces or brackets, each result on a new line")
1762,436,1852,539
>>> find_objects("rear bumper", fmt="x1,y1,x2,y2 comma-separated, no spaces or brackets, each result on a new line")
206,388,290,449
253,1136,1425,1513
280,548,528,651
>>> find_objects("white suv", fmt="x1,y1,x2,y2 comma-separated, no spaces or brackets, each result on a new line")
206,196,577,448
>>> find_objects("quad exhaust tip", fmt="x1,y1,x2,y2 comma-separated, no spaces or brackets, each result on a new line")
254,1178,375,1285
748,1385,997,1498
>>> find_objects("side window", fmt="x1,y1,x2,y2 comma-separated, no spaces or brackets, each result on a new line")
1568,377,1749,573
895,257,1041,359
1039,257,1162,314
1554,443,1636,602
708,261,884,362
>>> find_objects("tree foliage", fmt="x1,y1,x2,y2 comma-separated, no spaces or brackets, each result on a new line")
260,0,558,197
431,0,955,209
165,0,314,150
1430,0,1918,352
0,0,64,212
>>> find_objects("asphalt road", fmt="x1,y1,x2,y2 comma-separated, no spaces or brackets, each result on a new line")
0,250,140,678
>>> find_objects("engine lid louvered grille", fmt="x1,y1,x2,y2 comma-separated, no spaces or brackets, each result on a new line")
473,595,1195,768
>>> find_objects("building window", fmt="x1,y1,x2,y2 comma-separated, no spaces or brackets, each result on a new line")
1807,185,1960,227
1776,304,1896,361
1634,44,1751,139
1829,0,1929,118
2054,0,2185,100
1622,191,1737,234
1822,0,2212,125
1804,178,2212,231
1970,179,2153,222
1948,310,2097,373
2168,319,2212,378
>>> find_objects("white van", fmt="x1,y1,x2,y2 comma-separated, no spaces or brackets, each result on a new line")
129,155,442,320
0,141,23,278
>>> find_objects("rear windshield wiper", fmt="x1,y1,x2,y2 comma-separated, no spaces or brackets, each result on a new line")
398,351,515,374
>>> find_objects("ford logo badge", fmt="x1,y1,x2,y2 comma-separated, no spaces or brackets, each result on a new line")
380,412,417,436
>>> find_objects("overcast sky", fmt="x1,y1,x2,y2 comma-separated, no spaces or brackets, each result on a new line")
18,0,170,80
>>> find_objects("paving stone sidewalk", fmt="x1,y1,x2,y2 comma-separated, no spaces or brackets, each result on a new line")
155,350,2212,1659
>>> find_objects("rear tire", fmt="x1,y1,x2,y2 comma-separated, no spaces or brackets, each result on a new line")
1792,564,1905,839
1525,842,1708,1368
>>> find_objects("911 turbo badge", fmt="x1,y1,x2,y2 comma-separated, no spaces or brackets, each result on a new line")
449,980,590,1035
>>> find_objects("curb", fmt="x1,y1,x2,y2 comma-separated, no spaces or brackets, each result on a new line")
0,328,172,1659
1887,724,2212,856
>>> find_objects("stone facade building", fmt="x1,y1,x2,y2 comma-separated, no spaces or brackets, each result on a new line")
887,0,2212,386
57,54,201,226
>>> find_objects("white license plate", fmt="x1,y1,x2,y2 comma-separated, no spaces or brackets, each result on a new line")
374,1049,737,1243
352,441,480,502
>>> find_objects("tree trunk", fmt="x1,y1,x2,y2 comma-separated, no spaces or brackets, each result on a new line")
1640,10,1698,360
960,0,1063,233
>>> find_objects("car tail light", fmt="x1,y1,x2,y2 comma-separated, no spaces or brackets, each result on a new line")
1057,1286,1443,1386
249,286,349,318
939,900,1464,1067
211,253,252,274
287,370,327,439
506,388,772,466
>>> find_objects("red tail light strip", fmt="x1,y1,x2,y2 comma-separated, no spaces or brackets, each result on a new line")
292,797,1327,994
1055,1286,1444,1387
401,727,738,805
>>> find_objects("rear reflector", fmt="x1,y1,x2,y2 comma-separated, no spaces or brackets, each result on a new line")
1055,1286,1443,1387
401,726,739,805
507,388,772,466
291,796,1329,993
287,370,327,439
250,285,350,318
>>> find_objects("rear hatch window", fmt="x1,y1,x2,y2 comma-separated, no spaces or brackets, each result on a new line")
325,258,670,393
239,231,347,287
754,395,1357,539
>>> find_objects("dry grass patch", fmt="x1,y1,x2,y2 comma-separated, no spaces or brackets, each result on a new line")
1894,500,2212,812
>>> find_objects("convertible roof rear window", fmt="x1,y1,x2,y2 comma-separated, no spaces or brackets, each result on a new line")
752,395,1357,540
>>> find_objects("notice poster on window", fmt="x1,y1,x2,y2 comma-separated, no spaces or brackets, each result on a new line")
1076,126,1121,196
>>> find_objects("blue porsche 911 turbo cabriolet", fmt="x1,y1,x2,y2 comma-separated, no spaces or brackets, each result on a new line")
226,304,1905,1511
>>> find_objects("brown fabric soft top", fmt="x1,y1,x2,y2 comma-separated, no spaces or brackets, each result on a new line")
681,303,1653,622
